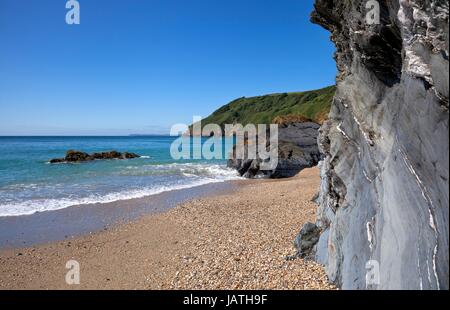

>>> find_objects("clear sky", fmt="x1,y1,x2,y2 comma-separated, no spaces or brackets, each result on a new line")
0,0,336,136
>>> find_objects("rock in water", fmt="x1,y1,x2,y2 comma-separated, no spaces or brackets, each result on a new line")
49,150,141,163
227,122,322,178
65,150,91,162
308,0,449,289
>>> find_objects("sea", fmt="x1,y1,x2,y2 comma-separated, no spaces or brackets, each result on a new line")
0,136,240,217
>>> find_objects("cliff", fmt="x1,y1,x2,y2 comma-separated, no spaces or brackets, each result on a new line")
227,121,322,178
196,87,335,179
305,0,449,289
198,85,335,129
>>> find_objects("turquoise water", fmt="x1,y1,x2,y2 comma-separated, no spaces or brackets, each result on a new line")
0,136,239,217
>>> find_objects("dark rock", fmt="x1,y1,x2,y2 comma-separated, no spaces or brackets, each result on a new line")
311,192,320,204
49,150,141,163
227,122,322,178
294,222,321,259
123,152,140,159
65,150,91,162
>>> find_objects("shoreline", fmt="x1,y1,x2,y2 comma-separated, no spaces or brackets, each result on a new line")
0,167,334,290
0,179,242,249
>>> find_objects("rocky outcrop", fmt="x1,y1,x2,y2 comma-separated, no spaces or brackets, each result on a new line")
301,0,449,289
49,150,141,163
227,122,322,178
294,222,321,259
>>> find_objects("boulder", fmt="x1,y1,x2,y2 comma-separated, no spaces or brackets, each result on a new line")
294,222,321,259
123,152,140,159
65,150,91,162
49,150,141,163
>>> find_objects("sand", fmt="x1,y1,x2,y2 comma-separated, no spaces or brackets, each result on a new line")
0,167,334,290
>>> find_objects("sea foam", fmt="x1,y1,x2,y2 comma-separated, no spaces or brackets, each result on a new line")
0,163,241,217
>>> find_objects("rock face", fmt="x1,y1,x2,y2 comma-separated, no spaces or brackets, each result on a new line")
227,122,322,178
303,0,449,289
50,150,141,163
294,222,321,259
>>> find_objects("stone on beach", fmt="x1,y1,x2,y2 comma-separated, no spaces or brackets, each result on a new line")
294,222,320,259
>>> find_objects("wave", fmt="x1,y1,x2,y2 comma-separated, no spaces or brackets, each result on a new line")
0,163,241,217
118,162,239,178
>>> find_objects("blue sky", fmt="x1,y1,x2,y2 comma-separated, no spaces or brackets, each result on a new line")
0,0,336,135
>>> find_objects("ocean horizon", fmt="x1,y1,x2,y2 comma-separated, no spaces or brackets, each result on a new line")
0,136,240,217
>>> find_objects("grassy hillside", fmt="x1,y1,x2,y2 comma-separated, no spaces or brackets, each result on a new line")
198,85,335,129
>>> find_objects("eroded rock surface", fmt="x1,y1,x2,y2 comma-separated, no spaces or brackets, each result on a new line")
294,222,321,259
305,0,449,289
227,122,322,178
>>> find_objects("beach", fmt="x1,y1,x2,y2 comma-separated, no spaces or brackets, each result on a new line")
0,167,334,290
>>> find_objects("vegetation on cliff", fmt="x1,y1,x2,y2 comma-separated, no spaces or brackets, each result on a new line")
199,85,335,128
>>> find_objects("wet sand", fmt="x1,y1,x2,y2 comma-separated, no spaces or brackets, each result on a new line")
0,181,237,249
0,167,334,290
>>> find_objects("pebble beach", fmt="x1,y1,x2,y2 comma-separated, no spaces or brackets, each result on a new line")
0,167,334,290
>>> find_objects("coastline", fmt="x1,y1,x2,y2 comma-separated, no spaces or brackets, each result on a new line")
0,180,240,249
0,167,334,290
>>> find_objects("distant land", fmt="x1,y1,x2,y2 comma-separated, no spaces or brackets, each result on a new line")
128,134,171,137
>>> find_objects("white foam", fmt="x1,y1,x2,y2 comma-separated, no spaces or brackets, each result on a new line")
0,164,242,217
